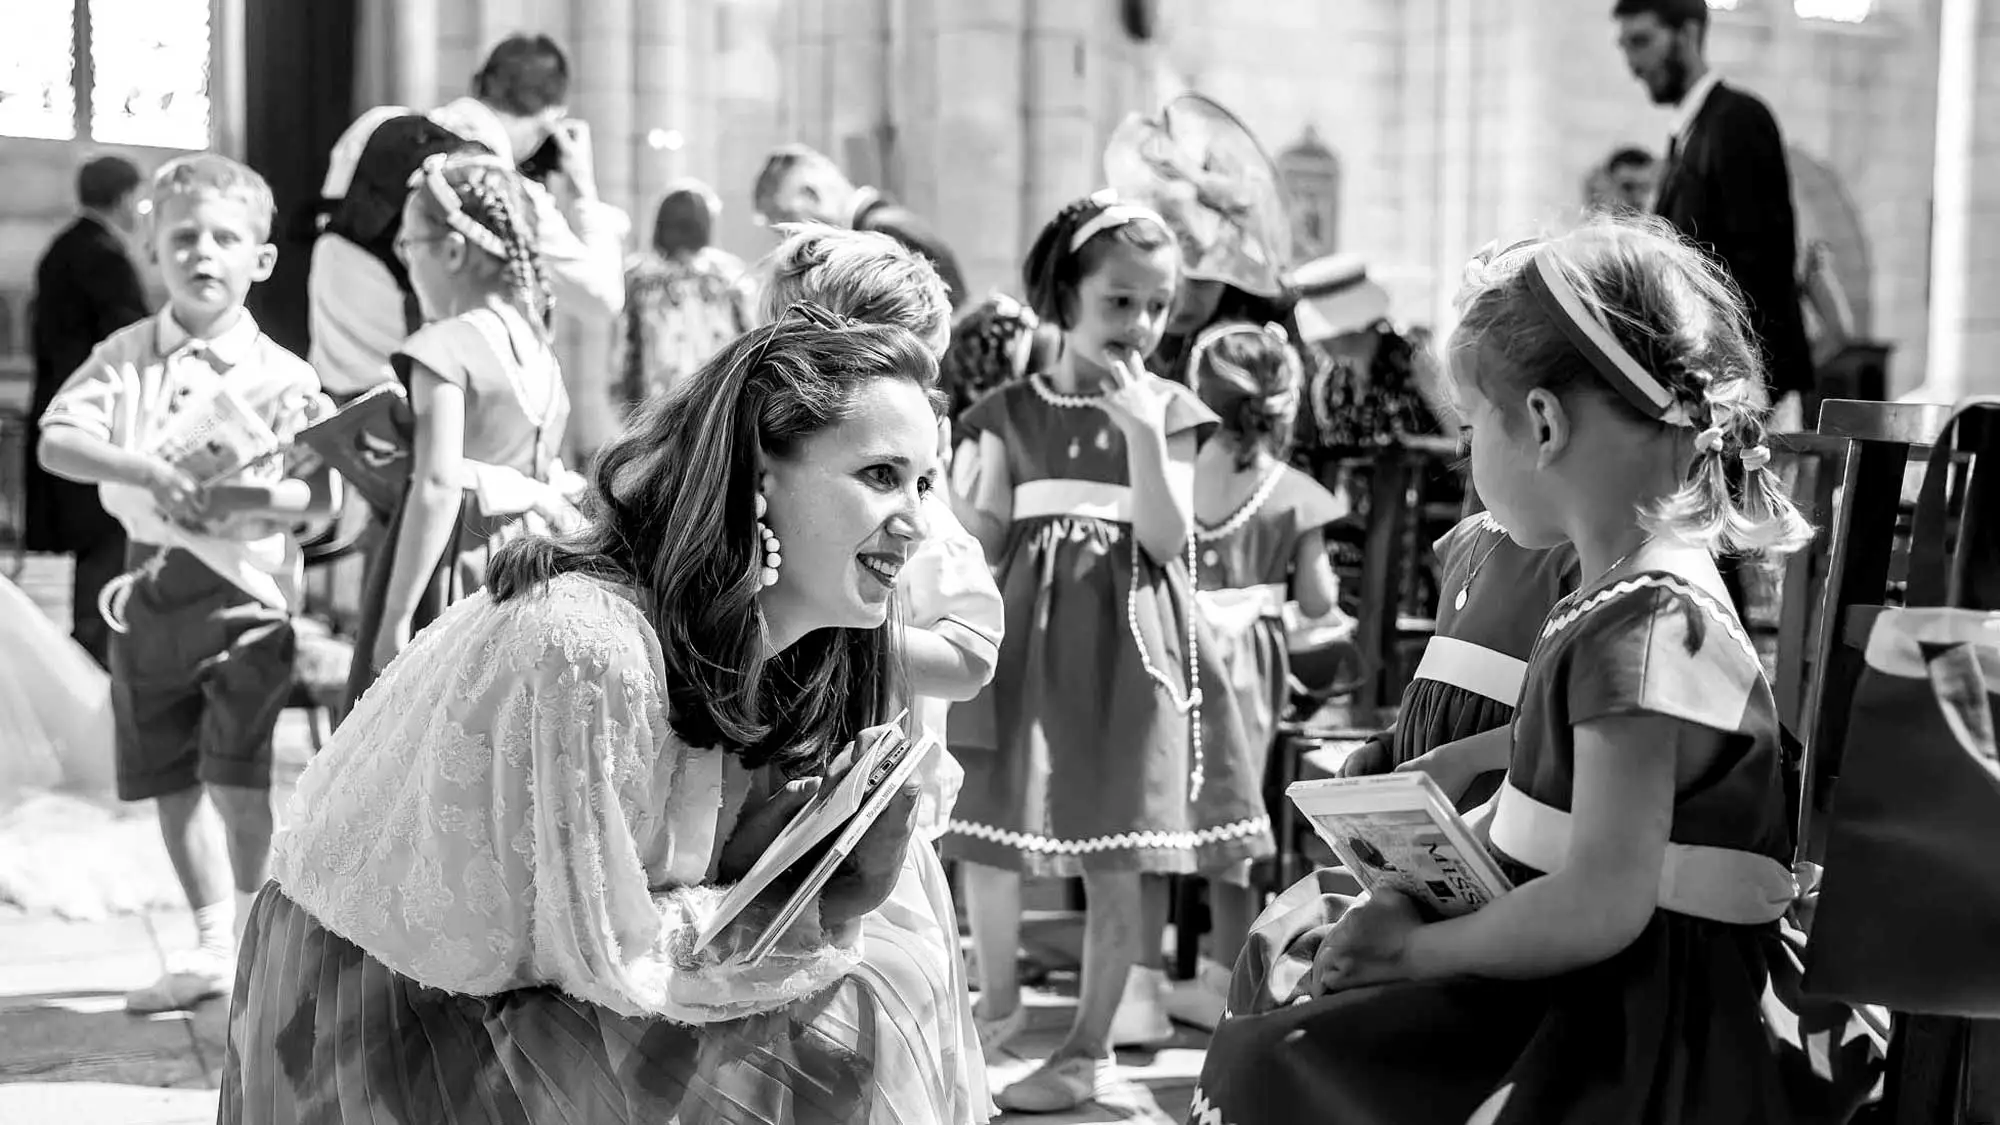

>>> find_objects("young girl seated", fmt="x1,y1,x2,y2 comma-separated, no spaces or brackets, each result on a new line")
1189,216,1819,1124
1164,322,1346,1031
1335,504,1579,811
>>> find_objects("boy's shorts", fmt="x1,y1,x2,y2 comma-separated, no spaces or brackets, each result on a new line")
109,546,295,801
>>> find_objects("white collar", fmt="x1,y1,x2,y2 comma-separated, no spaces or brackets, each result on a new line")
1669,70,1724,149
429,96,516,166
154,306,261,367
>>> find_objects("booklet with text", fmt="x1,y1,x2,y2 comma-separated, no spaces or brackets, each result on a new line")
696,718,935,964
1286,772,1513,920
148,385,282,487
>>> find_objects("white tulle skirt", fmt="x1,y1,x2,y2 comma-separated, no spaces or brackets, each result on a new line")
0,574,115,798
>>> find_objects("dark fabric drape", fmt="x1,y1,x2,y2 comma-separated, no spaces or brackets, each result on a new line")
243,0,359,357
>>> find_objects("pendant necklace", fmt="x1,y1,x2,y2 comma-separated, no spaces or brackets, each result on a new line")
1454,527,1507,611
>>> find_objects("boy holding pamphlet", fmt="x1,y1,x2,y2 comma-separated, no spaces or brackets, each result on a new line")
37,155,338,1014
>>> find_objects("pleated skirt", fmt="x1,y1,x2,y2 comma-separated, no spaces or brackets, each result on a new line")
221,846,991,1124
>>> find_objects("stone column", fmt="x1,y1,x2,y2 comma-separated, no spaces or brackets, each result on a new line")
390,0,443,109
552,0,632,461
1914,0,1984,401
928,2,1028,298
1023,0,1096,249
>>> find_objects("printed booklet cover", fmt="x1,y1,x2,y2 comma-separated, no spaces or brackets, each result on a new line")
1286,772,1513,919
148,385,282,487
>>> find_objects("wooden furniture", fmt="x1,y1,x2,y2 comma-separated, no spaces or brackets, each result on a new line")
1783,399,1999,1125
1790,400,1964,863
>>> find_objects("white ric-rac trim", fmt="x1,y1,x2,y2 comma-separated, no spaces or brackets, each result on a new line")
947,816,1270,856
1542,573,1759,668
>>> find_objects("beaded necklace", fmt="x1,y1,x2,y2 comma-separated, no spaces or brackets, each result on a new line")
1030,374,1208,798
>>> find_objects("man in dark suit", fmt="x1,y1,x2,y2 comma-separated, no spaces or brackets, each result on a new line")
27,156,149,667
1615,0,1814,410
752,145,969,309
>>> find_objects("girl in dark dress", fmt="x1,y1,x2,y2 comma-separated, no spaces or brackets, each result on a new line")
1337,509,1579,811
1163,321,1346,1030
943,194,1218,1113
1189,216,1833,1124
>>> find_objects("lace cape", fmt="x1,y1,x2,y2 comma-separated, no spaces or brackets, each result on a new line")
270,573,860,1023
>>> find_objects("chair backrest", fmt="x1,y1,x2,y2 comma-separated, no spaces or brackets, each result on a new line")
1792,399,1975,865
1796,398,2000,1125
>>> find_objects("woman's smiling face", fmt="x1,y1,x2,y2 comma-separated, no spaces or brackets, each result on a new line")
758,376,941,637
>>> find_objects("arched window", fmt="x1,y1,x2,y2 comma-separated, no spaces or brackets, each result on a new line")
0,0,211,147
1277,126,1341,259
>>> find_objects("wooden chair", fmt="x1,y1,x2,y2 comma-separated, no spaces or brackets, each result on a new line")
1789,400,1964,863
1781,399,1999,1124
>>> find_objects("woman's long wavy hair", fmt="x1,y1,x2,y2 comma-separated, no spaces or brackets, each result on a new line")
488,308,942,773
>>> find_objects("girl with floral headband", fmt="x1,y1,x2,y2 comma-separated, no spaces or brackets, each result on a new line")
1186,216,1840,1125
1158,321,1348,1032
346,153,579,706
943,192,1217,1113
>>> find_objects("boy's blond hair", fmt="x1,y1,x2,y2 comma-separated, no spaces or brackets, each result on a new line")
150,153,278,241
755,224,952,358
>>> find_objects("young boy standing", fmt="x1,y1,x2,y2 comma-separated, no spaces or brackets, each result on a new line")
37,155,338,1013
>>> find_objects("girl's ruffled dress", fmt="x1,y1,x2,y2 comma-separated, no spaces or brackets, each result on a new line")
1189,461,1347,874
1187,575,1861,1125
945,375,1228,877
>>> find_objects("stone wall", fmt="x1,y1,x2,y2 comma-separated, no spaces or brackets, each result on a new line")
1150,0,1946,395
1,0,1993,411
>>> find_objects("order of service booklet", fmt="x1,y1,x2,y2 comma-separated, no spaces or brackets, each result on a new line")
1286,772,1514,920
696,718,937,965
147,385,283,487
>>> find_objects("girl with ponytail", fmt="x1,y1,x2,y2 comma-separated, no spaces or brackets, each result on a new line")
1161,321,1347,1030
345,153,577,705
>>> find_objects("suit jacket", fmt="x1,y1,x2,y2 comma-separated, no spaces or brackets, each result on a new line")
26,215,147,552
854,193,969,311
1655,83,1814,398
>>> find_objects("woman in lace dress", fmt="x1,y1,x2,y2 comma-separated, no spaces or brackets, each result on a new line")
219,307,992,1124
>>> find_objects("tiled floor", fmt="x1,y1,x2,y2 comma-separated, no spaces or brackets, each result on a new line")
0,901,1200,1125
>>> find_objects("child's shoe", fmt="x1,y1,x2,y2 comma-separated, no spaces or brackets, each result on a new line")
125,949,233,1014
973,999,1028,1063
1162,956,1234,1031
995,1052,1133,1115
1108,964,1174,1047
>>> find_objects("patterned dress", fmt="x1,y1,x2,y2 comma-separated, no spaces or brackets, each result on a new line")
345,305,570,709
1190,573,1826,1125
1356,514,1578,809
944,374,1221,876
225,574,991,1125
614,248,751,413
1190,462,1347,879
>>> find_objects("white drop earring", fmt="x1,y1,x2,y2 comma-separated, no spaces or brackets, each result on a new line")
755,473,782,587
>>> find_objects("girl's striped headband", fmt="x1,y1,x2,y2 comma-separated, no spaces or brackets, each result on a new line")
1070,191,1171,252
1521,246,1691,427
1470,237,1693,428
407,152,511,259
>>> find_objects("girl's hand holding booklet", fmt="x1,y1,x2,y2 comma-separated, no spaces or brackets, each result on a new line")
698,717,937,964
1286,772,1513,920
